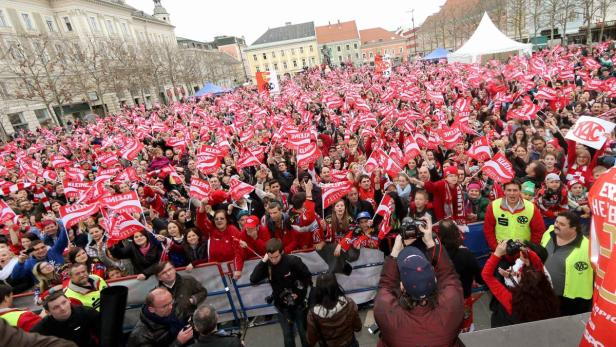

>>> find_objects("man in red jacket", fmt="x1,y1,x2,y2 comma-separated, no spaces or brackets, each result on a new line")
414,165,466,224
233,215,270,279
374,216,464,347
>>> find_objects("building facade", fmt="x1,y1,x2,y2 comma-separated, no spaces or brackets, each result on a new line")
359,27,408,64
211,35,250,83
245,22,320,83
315,20,362,67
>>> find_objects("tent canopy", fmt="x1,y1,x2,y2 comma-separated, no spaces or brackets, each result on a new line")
194,83,229,97
449,12,532,63
423,48,449,60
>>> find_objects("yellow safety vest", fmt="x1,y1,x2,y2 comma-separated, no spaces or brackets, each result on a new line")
0,309,26,327
64,275,108,311
541,226,593,300
492,198,535,242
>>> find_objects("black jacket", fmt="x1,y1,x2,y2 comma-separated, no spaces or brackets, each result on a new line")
158,274,208,323
127,309,183,347
109,233,162,277
250,254,312,308
31,305,100,347
187,333,242,347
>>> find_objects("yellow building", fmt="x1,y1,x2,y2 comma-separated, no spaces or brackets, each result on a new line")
245,22,320,83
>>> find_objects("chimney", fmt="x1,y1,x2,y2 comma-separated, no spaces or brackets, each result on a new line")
285,22,291,26
337,19,340,24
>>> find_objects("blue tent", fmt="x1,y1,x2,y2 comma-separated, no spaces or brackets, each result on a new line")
194,83,229,97
422,48,449,60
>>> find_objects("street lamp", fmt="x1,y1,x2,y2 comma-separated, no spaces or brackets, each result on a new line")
406,9,417,57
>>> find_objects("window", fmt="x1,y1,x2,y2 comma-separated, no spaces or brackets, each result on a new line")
256,66,260,72
337,46,341,52
292,60,297,67
302,58,306,67
311,57,315,64
89,16,99,32
338,56,342,62
362,53,366,59
63,17,72,31
346,44,350,51
399,47,403,53
355,53,359,59
253,54,257,61
262,52,267,59
105,20,114,34
32,41,48,63
280,50,285,56
35,109,50,122
55,43,66,62
0,10,8,27
369,52,373,58
272,51,276,58
45,17,55,32
283,61,287,69
291,48,295,55
354,43,358,49
273,63,278,70
265,66,269,72
21,13,34,30
8,112,28,131
347,54,351,60
299,47,304,54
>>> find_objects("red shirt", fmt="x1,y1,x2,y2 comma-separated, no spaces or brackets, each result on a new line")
196,211,240,263
234,226,269,272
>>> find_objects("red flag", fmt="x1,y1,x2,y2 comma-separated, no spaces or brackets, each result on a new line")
228,178,255,201
535,86,559,100
0,200,16,224
62,180,92,199
402,135,421,163
481,152,515,183
113,167,139,183
198,144,224,158
99,191,142,214
196,155,221,174
65,167,87,181
287,132,313,150
189,177,211,200
467,136,492,162
105,212,145,247
297,142,321,167
235,151,261,170
330,169,349,183
166,137,188,148
376,194,393,240
439,125,464,150
120,138,144,161
49,155,71,168
59,202,101,229
42,169,58,182
322,181,354,209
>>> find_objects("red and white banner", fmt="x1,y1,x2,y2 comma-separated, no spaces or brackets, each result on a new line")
49,155,71,168
62,180,92,199
535,85,559,100
228,178,255,201
59,202,101,229
402,135,421,164
196,155,221,174
581,167,616,347
105,212,145,247
235,151,261,170
565,115,616,150
198,145,224,158
330,169,349,183
467,136,492,162
99,191,142,214
287,132,313,150
481,152,514,183
439,125,464,150
113,167,138,183
375,194,393,240
42,169,59,182
120,138,144,161
297,142,321,167
0,200,16,224
189,177,211,200
322,181,354,209
65,167,88,181
364,149,401,178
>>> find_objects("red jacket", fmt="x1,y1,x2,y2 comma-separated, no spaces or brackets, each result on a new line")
196,211,240,263
289,200,321,250
234,226,269,272
481,250,544,315
0,309,41,331
423,180,464,223
483,200,545,250
374,245,464,347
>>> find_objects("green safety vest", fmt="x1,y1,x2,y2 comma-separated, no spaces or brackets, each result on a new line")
64,275,108,311
492,198,535,242
541,226,593,300
0,309,26,327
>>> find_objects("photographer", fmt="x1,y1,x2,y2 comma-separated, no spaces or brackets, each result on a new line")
250,238,312,347
374,216,464,347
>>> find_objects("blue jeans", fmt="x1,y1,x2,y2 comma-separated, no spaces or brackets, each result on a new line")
277,306,308,347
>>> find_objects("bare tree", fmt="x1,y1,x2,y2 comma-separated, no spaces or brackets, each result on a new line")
160,41,180,99
544,0,561,41
557,0,578,44
580,0,600,46
528,0,545,40
509,0,527,40
597,0,616,42
1,34,74,125
141,43,168,104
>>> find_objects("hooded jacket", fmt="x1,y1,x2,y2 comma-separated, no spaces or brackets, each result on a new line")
306,296,362,347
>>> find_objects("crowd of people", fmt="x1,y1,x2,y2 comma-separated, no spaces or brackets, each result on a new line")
0,39,615,347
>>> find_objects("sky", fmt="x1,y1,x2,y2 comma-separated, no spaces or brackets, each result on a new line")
125,0,446,44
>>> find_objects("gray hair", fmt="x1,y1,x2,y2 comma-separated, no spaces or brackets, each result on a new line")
193,304,217,334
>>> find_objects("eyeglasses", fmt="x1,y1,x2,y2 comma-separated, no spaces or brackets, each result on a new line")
214,218,226,221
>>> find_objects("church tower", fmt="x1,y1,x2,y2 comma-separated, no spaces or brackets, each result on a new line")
152,0,170,24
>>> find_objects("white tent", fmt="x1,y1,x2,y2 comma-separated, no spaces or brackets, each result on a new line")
449,12,532,63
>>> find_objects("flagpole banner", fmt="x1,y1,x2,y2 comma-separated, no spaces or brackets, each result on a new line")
581,167,616,346
565,116,616,150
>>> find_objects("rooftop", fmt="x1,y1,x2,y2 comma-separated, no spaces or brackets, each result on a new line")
359,27,404,45
252,22,315,46
315,20,359,44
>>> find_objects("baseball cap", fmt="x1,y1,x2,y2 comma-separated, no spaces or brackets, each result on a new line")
521,181,535,195
244,215,259,229
237,210,250,219
397,246,437,300
443,166,458,177
545,173,561,182
356,211,371,221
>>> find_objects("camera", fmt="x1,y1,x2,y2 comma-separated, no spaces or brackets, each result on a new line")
506,239,524,256
400,217,426,240
266,288,296,307
351,226,363,237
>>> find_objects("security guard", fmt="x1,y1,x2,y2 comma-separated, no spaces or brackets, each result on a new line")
63,263,107,311
0,284,41,331
483,181,545,250
541,211,593,316
188,304,242,347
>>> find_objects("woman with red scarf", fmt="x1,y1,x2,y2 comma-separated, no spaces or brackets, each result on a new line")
414,165,466,224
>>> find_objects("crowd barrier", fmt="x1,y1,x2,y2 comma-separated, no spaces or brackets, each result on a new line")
13,222,510,329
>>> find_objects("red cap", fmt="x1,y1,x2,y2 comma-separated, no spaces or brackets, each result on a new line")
444,166,458,177
244,215,259,229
